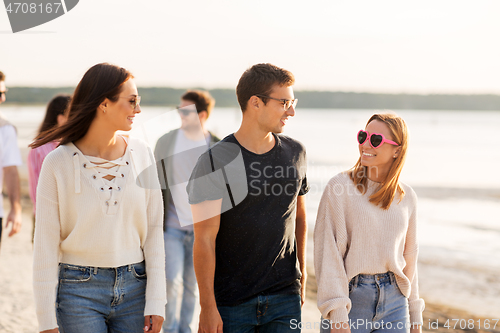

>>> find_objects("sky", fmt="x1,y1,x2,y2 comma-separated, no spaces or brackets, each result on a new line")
1,0,500,93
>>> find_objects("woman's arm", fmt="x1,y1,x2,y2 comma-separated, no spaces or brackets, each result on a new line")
33,155,61,332
141,148,166,332
403,193,425,327
314,177,352,324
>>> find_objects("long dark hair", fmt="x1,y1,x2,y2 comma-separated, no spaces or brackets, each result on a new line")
37,94,71,137
30,63,133,149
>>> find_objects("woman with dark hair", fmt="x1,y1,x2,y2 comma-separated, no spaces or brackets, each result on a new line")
314,113,425,333
27,94,70,240
31,63,166,333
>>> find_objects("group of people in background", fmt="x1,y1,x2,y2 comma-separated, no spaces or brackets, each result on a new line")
0,63,424,333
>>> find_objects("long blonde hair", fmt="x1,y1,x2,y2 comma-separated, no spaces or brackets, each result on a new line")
349,113,409,210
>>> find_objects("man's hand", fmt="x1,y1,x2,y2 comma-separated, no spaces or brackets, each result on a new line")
198,305,223,333
5,205,21,236
143,315,163,333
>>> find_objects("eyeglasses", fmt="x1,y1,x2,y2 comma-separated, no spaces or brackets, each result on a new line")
256,95,298,111
357,130,399,148
0,91,6,97
119,96,141,110
177,104,198,116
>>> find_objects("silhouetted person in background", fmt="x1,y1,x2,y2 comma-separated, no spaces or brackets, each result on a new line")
154,90,220,333
0,70,23,250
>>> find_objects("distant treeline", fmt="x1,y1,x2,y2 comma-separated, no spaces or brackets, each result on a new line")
4,87,500,110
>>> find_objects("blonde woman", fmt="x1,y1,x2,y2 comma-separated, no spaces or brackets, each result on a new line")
314,113,425,333
31,63,166,333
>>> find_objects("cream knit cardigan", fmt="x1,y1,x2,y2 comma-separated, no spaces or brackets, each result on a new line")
33,136,166,331
314,172,425,325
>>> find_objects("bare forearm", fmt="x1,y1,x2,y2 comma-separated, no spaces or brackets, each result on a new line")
295,217,307,275
4,166,21,211
295,195,308,276
193,238,217,308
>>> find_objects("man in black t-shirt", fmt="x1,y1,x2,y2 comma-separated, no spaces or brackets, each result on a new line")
187,63,309,333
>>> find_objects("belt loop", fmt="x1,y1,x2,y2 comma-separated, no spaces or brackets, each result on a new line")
93,267,98,275
128,264,132,272
389,271,395,284
353,275,359,287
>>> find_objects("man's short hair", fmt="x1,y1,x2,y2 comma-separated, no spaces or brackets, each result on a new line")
236,63,295,112
0,71,5,81
181,90,215,117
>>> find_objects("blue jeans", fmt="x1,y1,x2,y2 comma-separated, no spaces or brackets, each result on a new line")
320,272,410,333
163,228,198,333
56,261,147,333
217,293,301,333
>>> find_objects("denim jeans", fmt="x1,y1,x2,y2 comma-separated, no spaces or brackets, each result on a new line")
56,261,147,333
163,228,198,333
320,272,410,333
217,293,301,333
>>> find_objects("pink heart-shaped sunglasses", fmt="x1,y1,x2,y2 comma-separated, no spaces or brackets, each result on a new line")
357,130,399,149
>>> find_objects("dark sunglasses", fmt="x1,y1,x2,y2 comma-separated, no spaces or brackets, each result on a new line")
177,105,198,116
0,91,6,97
357,130,399,149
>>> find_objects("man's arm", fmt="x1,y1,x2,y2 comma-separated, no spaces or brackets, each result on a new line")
192,199,223,333
295,195,307,306
4,165,21,236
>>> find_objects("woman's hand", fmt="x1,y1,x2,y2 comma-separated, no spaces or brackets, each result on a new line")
330,322,351,333
40,329,59,333
410,324,422,333
143,315,163,333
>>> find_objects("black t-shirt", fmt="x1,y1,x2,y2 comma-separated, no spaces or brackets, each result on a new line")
187,133,309,306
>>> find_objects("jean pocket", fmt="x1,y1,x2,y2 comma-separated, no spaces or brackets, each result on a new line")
391,279,406,298
348,277,356,294
59,264,92,283
131,261,147,279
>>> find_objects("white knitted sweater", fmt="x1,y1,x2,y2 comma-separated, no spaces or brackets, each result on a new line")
33,136,166,331
314,172,425,324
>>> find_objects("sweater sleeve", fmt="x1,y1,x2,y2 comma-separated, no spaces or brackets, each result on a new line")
32,155,61,331
403,193,425,325
142,147,167,318
314,176,351,323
